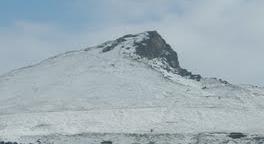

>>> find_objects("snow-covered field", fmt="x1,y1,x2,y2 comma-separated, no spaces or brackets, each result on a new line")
2,132,264,144
0,31,264,143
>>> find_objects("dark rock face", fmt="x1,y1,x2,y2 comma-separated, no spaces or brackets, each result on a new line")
134,31,201,81
101,30,201,81
177,68,201,81
102,37,126,53
134,31,180,69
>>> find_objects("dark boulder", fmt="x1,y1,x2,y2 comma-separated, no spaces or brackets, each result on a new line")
228,132,246,139
101,141,112,144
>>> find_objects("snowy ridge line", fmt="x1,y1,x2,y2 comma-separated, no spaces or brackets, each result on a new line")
0,31,145,78
0,49,84,78
0,46,112,81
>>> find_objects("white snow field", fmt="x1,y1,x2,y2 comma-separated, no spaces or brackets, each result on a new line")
0,31,264,143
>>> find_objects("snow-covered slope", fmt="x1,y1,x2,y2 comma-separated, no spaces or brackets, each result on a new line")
0,31,264,140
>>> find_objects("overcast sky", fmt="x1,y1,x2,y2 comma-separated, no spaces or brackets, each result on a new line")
0,0,264,86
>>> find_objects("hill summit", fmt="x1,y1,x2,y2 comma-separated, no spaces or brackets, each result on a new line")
88,31,201,81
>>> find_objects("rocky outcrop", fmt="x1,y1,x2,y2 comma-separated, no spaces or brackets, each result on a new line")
101,31,201,81
134,31,180,69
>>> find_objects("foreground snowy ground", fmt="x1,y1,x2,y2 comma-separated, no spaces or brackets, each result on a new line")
1,132,264,144
0,31,264,143
1,107,264,138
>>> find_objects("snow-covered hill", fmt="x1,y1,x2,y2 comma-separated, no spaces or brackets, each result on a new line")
0,31,264,143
